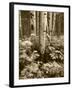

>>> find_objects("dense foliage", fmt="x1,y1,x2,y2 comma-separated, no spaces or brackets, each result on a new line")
19,35,64,79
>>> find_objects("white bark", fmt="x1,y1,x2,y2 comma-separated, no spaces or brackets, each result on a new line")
49,12,52,41
52,13,56,35
30,11,36,34
36,11,39,36
40,12,47,54
19,11,22,38
43,12,47,51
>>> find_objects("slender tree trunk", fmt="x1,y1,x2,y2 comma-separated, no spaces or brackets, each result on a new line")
19,11,22,39
36,11,39,36
30,11,36,34
40,12,47,54
36,11,40,45
52,13,56,35
49,12,52,41
58,14,62,36
46,13,50,45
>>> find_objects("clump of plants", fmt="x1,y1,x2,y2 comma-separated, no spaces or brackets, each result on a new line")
19,34,64,79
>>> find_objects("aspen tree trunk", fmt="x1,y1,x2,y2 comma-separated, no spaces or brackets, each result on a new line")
58,14,61,36
19,11,22,39
49,12,52,41
36,11,40,45
52,13,56,35
36,11,39,36
30,11,36,34
40,12,47,54
46,13,50,45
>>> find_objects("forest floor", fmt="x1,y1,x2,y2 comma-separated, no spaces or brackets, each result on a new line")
19,35,64,79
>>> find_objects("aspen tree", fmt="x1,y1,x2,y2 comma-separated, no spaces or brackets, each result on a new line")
40,12,47,54
30,11,36,34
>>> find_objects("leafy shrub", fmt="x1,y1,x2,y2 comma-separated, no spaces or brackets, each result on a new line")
41,61,64,77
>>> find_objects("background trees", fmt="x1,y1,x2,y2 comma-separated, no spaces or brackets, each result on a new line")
19,11,64,48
